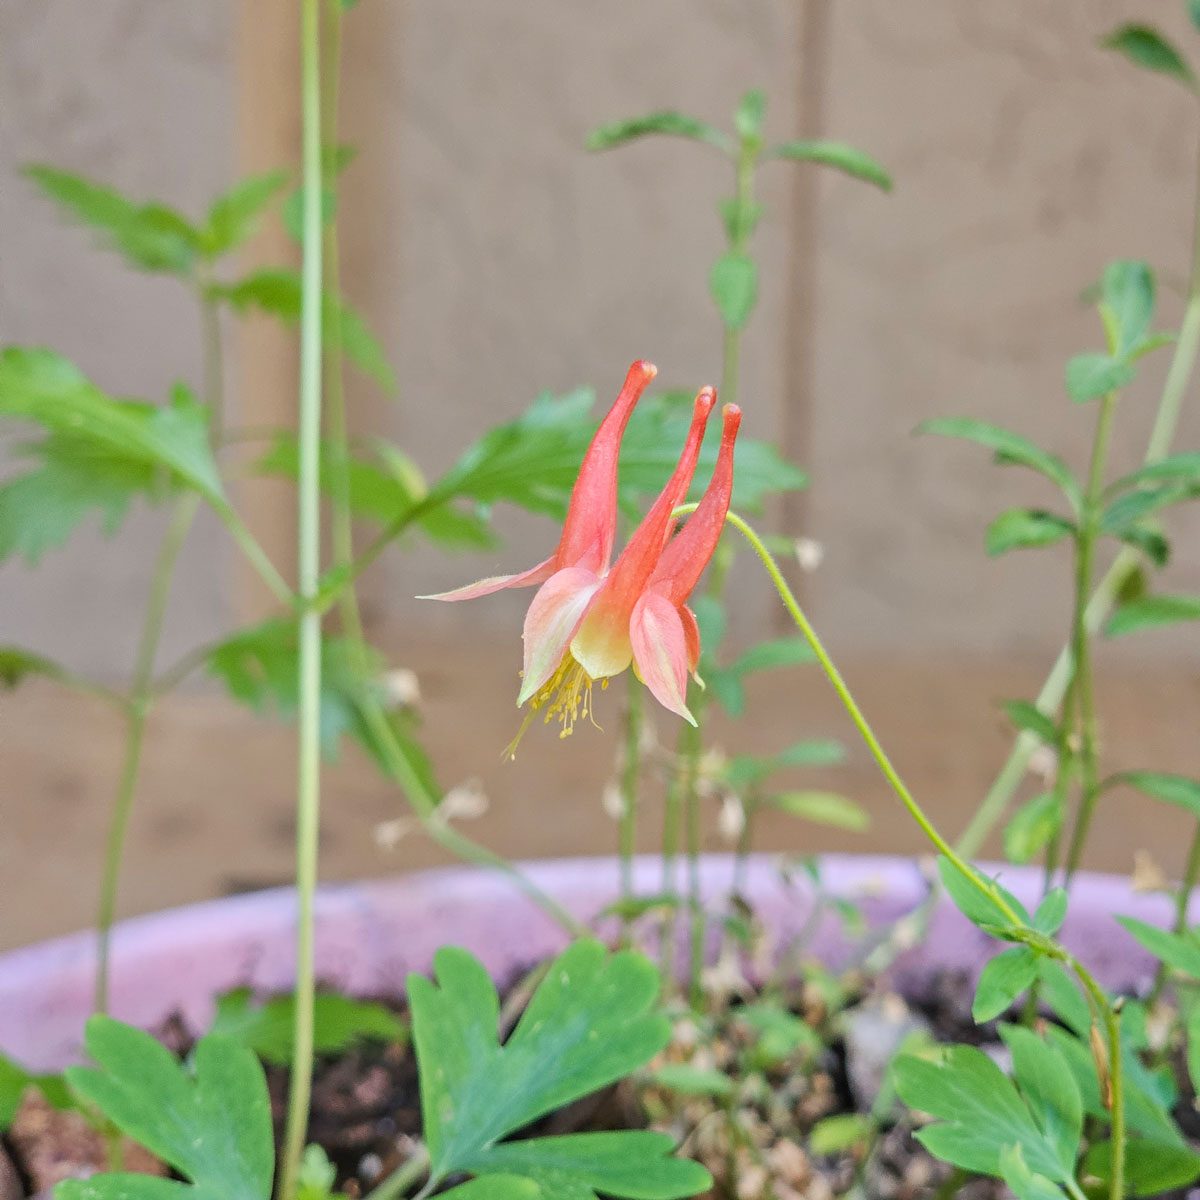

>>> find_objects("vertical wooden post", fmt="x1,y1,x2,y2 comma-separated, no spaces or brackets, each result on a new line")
234,0,302,618
779,0,833,592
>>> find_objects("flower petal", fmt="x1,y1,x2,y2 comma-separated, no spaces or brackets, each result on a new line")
418,555,556,602
630,591,694,723
679,603,701,674
556,360,657,573
650,403,741,605
518,566,603,704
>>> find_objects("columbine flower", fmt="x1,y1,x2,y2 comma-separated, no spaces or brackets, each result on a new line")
423,361,741,745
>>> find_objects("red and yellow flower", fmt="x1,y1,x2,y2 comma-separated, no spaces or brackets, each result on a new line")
423,360,740,741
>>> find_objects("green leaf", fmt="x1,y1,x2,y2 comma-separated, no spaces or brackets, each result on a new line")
1033,889,1068,937
0,648,67,693
1102,24,1196,87
1101,261,1155,357
26,165,203,275
1036,961,1090,1038
709,252,758,330
296,1145,338,1200
765,791,869,832
1110,451,1200,493
986,509,1074,555
1114,770,1200,819
973,947,1038,1022
1001,1025,1082,1177
733,90,766,142
430,388,805,526
1101,481,1200,533
1191,0,1200,33
0,351,223,504
1085,1138,1200,1197
283,144,357,244
936,856,1029,930
209,988,405,1065
765,140,892,190
61,1017,273,1200
1004,793,1064,866
0,431,168,564
1002,700,1059,746
256,434,492,550
1116,916,1200,978
719,198,764,243
1065,353,1135,402
893,1044,1070,1181
808,1113,873,1155
649,1064,734,1098
460,1132,711,1200
410,940,676,1193
206,618,438,788
0,1053,71,1131
724,739,846,787
1116,523,1170,568
204,170,289,258
440,1179,541,1200
1186,1006,1200,1098
1106,594,1200,637
585,112,732,154
211,269,396,393
916,418,1081,511
999,1144,1070,1200
730,637,816,675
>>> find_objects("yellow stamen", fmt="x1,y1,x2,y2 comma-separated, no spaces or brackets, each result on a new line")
506,654,607,758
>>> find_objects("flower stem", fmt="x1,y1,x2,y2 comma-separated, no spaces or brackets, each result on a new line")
279,0,325,1192
94,493,199,1014
681,698,707,1008
362,1143,431,1200
722,506,1126,1200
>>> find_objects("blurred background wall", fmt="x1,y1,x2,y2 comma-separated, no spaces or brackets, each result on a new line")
2,0,1198,948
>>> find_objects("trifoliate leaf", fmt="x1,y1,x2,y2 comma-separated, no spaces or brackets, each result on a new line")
410,940,705,1198
59,1017,273,1200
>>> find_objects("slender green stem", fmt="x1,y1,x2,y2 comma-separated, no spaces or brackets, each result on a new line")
718,142,757,408
720,506,1125,1200
94,494,199,1013
1061,393,1118,885
618,681,643,918
214,502,294,608
279,0,325,1193
717,509,1021,925
956,141,1200,860
362,1144,431,1200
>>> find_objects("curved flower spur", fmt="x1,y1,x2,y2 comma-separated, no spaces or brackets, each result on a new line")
422,361,741,750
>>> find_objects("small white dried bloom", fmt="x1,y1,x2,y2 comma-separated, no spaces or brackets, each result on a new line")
381,667,421,708
439,778,488,822
602,780,626,821
372,817,413,851
701,946,751,1001
793,537,825,572
718,793,746,842
1131,849,1168,894
698,747,728,780
1028,743,1058,783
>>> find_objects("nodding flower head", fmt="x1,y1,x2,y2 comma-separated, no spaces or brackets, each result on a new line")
421,362,741,752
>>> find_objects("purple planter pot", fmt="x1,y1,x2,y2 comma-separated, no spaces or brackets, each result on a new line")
0,854,1173,1072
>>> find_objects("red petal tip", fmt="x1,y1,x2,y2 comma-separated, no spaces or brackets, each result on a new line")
631,360,657,382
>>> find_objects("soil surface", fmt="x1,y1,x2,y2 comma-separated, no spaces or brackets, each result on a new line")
3,962,1192,1200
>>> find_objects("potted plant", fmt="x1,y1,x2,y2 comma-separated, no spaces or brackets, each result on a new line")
3,5,1200,1200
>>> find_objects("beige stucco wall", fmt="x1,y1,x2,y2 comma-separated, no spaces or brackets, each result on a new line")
0,2,235,680
3,0,1198,674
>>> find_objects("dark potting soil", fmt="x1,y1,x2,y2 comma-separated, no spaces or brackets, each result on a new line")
3,966,1190,1200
